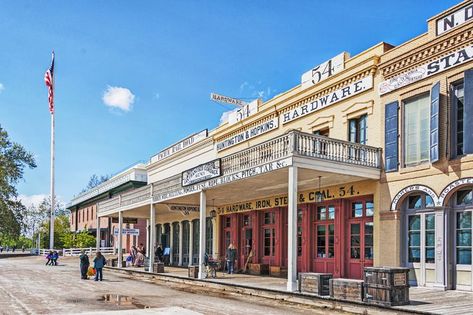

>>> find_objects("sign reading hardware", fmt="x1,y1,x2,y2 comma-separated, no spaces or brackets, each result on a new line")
301,52,346,89
227,99,259,125
211,93,248,107
216,117,279,151
182,159,221,186
151,129,208,163
379,45,473,95
113,228,140,236
283,76,373,124
437,3,473,35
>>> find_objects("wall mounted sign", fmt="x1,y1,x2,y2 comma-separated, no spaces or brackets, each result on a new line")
227,99,259,125
113,228,140,236
301,52,346,89
390,185,439,210
379,45,473,95
150,129,208,163
283,76,373,125
437,3,473,36
182,159,221,186
210,93,248,107
169,205,199,215
111,217,138,224
438,177,473,206
216,117,279,151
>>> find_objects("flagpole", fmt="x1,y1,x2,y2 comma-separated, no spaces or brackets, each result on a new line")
49,52,55,250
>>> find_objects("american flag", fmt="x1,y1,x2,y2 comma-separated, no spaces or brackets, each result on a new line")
44,51,55,114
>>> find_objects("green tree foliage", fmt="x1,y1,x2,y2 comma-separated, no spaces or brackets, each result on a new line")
37,215,71,249
0,125,36,240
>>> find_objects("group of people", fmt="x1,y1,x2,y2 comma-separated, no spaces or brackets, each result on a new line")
79,250,107,281
126,243,146,267
0,245,25,253
45,251,59,266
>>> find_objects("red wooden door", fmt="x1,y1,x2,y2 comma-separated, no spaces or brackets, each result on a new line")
239,212,254,268
345,198,374,279
311,202,338,275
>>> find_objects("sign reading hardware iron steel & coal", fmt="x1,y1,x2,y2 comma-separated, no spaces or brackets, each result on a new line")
379,45,473,95
283,76,373,124
182,159,221,186
436,3,473,35
216,117,279,151
150,129,208,163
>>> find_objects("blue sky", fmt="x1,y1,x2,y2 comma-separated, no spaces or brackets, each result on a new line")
0,0,460,206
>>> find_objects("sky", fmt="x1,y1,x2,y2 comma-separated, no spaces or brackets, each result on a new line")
0,0,461,207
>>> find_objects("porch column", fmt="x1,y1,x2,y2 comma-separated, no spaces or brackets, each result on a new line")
198,191,207,279
96,213,101,251
179,221,183,266
170,223,174,265
189,220,194,266
287,165,298,291
118,211,123,268
149,203,156,273
146,219,150,258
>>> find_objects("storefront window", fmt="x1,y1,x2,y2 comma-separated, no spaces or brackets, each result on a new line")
352,202,363,217
456,211,472,265
225,217,231,228
264,212,275,224
328,224,334,258
297,209,303,256
317,225,326,257
243,215,251,226
264,228,275,256
408,215,421,263
206,218,213,255
350,223,361,259
457,189,473,206
366,201,374,217
425,214,435,263
365,222,373,260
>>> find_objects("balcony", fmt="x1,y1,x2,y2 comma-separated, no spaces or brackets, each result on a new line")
98,131,382,215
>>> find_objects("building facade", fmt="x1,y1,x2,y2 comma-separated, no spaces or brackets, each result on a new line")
89,0,473,292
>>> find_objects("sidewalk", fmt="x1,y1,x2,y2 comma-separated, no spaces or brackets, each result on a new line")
111,265,473,315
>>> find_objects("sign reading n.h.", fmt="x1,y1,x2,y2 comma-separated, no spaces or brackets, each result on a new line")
182,159,221,186
437,3,473,36
283,76,373,124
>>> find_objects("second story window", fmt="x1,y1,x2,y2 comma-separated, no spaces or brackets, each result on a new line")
313,128,329,137
348,115,367,145
404,95,430,166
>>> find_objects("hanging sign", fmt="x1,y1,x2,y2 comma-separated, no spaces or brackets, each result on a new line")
379,45,473,95
301,52,346,89
113,228,140,236
216,117,279,151
182,159,221,186
283,76,373,125
227,99,259,125
211,93,248,107
150,129,208,163
437,3,473,35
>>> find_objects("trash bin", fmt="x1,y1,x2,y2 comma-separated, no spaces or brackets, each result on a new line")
363,267,410,306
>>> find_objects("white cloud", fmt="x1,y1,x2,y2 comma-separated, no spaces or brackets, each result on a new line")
18,194,48,208
155,92,160,100
0,83,4,93
102,85,135,111
219,110,233,125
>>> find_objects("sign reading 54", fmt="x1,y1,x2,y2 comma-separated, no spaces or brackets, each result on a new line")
301,52,346,89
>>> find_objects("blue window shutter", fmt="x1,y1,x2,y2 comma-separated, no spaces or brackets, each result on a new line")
430,81,440,163
464,69,473,154
385,101,399,172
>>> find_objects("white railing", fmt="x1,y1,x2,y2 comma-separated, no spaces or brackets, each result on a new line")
38,249,63,256
62,247,115,256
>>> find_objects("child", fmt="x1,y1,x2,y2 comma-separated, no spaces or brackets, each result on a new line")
45,251,53,266
52,251,59,265
125,253,133,267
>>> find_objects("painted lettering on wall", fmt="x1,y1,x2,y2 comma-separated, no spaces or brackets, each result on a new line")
437,3,473,35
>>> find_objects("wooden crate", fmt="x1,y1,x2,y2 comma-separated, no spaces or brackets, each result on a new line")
329,278,364,301
248,263,269,275
188,265,199,278
153,262,165,273
298,273,332,296
363,267,410,306
364,285,409,306
269,266,287,278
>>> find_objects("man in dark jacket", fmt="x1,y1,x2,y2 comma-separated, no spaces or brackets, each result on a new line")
225,243,237,274
155,244,163,262
79,250,90,280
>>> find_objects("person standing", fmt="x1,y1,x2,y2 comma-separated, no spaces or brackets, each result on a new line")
226,243,237,274
131,245,138,264
79,250,90,280
45,251,53,266
155,244,163,262
93,251,107,281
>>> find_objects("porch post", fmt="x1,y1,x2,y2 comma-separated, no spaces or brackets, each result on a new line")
146,219,150,258
189,220,194,266
198,191,207,279
118,211,123,268
170,223,174,265
149,203,155,272
96,212,101,251
287,165,298,291
179,221,183,266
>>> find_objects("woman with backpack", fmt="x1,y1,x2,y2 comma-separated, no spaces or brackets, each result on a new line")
93,251,107,281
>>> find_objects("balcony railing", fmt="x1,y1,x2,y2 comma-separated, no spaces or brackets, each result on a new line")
98,131,381,214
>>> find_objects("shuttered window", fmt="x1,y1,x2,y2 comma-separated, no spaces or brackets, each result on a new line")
385,101,399,172
404,95,430,166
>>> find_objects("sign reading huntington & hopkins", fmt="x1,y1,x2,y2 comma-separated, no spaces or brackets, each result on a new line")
282,76,373,125
379,45,473,95
182,159,221,186
151,129,208,163
216,117,279,151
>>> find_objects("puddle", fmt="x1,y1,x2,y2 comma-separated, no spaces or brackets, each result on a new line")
99,294,150,309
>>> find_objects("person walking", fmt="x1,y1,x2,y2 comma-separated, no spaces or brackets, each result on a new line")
79,250,90,280
45,251,53,266
52,251,59,266
225,243,237,274
131,245,138,264
93,251,107,281
155,244,163,263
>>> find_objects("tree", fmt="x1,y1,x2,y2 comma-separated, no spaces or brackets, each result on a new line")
80,174,110,193
37,215,71,249
0,125,36,240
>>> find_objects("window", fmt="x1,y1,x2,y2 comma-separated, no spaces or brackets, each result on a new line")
263,228,275,256
225,217,231,228
313,128,329,137
264,212,275,224
457,189,473,206
456,211,472,265
243,215,251,226
407,194,434,210
348,115,367,144
425,214,435,263
314,205,335,258
452,83,465,157
350,223,361,259
365,222,374,259
408,215,421,263
206,218,213,255
404,95,430,165
297,209,303,256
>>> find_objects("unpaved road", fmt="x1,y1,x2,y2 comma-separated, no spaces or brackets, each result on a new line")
0,256,349,315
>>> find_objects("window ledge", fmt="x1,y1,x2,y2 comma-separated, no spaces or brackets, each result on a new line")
399,163,431,174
